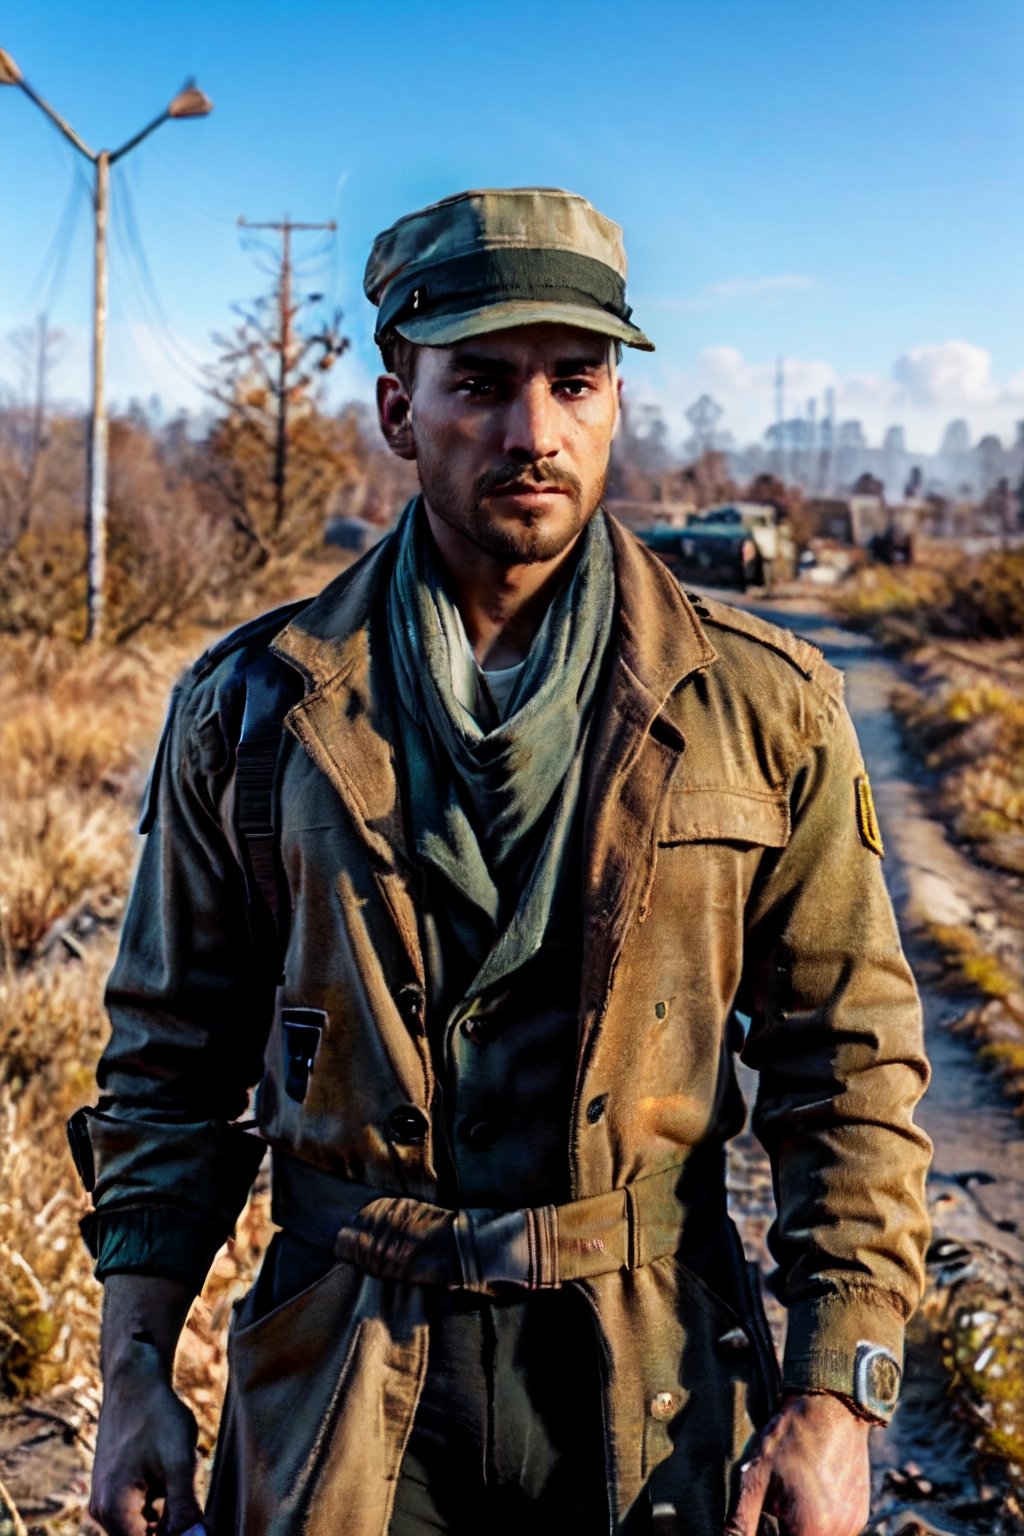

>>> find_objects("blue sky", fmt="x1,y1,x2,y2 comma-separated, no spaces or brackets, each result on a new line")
1,0,1021,451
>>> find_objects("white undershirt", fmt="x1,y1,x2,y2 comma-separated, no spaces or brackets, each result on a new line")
450,606,528,725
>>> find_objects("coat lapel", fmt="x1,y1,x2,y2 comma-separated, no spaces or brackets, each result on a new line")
271,536,424,981
578,520,717,1050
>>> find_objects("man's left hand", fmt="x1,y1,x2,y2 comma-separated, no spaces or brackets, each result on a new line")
723,1391,873,1536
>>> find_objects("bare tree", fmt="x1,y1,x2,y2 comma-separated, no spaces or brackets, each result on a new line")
202,241,349,559
0,315,66,552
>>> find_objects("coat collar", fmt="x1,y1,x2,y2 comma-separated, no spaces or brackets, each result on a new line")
270,532,398,693
605,514,717,714
272,512,717,717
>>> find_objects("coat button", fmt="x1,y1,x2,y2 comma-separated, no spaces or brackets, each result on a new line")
649,1391,678,1422
396,985,425,1028
462,1117,498,1151
384,1106,428,1144
717,1326,751,1352
586,1094,607,1125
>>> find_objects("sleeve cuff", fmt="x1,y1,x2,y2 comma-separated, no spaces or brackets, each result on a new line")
82,1205,229,1293
782,1287,906,1422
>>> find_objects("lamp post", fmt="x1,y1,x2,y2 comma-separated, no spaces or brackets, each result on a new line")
0,50,212,639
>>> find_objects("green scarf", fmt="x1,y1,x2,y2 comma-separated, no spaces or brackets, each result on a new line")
386,498,614,999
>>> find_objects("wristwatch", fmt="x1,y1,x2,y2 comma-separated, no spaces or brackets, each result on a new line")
851,1341,902,1423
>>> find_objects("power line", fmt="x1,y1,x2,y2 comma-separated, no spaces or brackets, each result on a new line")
110,175,210,396
146,141,241,225
22,160,90,315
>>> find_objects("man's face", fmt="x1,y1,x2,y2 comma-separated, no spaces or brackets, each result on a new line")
379,323,620,565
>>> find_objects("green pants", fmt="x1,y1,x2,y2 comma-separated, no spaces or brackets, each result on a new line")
388,1287,625,1534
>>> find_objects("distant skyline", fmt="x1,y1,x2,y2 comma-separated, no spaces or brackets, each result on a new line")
1,0,1021,454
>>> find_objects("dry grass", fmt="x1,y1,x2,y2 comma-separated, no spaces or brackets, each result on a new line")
892,664,1024,879
928,923,1018,1000
0,948,110,1399
0,639,183,964
833,547,1024,645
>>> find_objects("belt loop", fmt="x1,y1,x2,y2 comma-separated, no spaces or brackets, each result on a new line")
453,1209,482,1290
625,1183,640,1271
526,1204,560,1288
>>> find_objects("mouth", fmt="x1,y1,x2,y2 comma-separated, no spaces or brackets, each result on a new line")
486,483,569,499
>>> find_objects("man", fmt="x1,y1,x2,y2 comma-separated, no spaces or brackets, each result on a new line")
75,188,931,1536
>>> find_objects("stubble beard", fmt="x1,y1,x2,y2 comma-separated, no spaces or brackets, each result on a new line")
418,457,608,566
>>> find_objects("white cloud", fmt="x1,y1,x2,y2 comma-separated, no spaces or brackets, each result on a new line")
639,274,816,314
703,274,815,301
890,340,999,409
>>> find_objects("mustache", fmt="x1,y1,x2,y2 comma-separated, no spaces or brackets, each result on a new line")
476,462,582,498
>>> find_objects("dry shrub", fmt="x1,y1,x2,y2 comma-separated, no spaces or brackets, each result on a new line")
829,564,950,644
0,525,89,641
947,548,1024,640
833,549,1024,646
0,793,132,964
0,416,256,644
104,418,250,643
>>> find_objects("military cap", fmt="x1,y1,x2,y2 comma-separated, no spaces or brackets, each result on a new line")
364,187,654,352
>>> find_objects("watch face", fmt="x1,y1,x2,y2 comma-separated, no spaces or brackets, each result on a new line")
854,1342,902,1418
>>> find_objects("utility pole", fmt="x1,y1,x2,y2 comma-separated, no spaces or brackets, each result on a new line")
774,355,785,482
0,48,212,639
237,217,337,535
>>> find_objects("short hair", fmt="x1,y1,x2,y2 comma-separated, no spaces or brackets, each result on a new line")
377,327,420,389
376,328,622,391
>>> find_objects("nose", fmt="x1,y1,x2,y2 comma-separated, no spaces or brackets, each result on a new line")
501,377,560,462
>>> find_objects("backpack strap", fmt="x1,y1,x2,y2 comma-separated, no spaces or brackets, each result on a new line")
234,650,304,975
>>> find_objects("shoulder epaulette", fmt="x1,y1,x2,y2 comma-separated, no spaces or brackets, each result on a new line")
191,597,313,684
685,593,845,701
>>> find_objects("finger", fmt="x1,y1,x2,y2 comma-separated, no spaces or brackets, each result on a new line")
89,1482,149,1536
723,1457,770,1536
160,1462,204,1536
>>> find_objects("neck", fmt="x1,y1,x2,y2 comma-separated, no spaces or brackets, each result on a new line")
423,503,585,669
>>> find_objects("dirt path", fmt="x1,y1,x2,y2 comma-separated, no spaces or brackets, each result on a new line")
726,595,1024,1536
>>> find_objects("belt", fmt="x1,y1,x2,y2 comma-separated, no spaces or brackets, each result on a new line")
271,1151,692,1293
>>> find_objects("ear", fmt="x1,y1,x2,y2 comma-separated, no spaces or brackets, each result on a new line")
377,374,417,461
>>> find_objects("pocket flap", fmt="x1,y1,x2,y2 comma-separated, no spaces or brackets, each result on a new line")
661,788,789,847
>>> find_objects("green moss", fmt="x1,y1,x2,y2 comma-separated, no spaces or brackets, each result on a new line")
949,1322,1024,1468
961,952,1016,998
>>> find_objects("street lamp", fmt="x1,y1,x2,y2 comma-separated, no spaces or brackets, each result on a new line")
0,49,212,640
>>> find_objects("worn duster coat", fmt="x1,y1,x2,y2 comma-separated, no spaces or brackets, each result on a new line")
82,516,931,1535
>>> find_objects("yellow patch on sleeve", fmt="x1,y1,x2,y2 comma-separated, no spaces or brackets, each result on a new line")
855,773,884,857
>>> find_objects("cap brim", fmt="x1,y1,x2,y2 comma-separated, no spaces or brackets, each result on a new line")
393,299,655,352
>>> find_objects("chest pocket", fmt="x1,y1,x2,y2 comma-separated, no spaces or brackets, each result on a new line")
659,786,790,848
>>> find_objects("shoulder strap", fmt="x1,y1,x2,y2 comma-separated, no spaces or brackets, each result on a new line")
234,649,304,974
